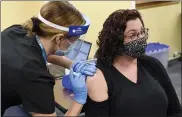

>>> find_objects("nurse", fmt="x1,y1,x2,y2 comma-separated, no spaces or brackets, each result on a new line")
2,1,96,116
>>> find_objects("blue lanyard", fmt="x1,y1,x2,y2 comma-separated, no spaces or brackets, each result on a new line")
36,36,47,63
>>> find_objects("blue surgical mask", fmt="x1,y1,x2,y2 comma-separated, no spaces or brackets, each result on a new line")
55,37,74,56
55,46,72,56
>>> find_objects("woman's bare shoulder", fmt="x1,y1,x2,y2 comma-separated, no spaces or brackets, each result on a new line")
86,68,108,102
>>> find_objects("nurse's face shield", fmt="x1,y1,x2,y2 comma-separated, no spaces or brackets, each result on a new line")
38,13,90,60
65,34,87,60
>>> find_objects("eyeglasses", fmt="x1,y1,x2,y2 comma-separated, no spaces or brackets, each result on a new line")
124,28,149,40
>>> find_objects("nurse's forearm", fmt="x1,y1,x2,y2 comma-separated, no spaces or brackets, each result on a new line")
47,55,73,69
65,101,83,116
31,112,57,116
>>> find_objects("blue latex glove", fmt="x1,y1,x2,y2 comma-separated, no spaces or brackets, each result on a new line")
62,74,73,92
72,60,96,76
69,68,87,105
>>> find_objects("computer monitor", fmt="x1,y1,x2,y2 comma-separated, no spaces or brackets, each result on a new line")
47,39,92,77
65,39,92,61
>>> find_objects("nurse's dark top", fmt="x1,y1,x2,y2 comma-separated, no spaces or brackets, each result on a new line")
1,25,55,115
84,56,182,116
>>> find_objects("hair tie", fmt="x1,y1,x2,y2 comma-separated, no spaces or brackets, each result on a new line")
31,17,41,33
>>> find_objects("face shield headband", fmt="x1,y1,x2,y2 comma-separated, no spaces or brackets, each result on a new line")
37,12,90,37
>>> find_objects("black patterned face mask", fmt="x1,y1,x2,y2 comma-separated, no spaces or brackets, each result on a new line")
123,37,147,58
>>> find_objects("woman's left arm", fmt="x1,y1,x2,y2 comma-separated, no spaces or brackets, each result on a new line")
153,59,182,116
47,55,73,69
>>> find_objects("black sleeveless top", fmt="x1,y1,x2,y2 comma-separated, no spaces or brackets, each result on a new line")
84,56,182,116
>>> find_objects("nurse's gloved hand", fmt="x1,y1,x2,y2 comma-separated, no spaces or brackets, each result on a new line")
62,75,73,92
72,60,96,76
69,68,87,105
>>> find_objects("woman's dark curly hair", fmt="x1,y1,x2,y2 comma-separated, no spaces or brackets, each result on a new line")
96,9,144,63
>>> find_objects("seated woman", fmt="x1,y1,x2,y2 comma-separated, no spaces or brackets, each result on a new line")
84,9,182,116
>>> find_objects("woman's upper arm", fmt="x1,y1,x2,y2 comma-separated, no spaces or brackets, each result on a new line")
84,69,109,116
86,68,108,102
152,58,182,116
